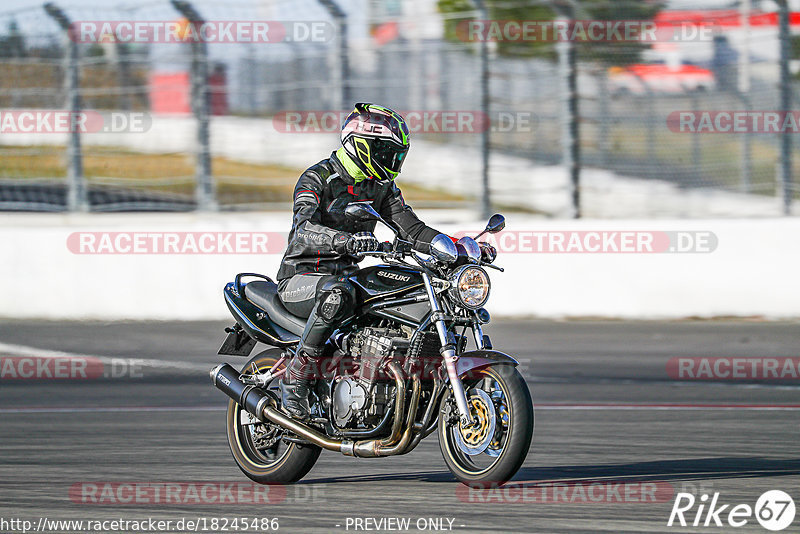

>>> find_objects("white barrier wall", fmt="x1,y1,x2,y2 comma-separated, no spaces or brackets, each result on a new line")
0,211,798,320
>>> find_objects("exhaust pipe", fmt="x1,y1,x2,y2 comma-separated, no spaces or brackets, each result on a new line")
210,362,421,458
210,363,273,418
353,372,420,457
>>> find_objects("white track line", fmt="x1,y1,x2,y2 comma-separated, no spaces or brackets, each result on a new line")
0,341,209,372
2,404,800,414
0,405,225,414
535,404,800,411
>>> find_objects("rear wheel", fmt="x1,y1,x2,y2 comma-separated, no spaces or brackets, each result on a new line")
225,348,321,484
438,363,533,486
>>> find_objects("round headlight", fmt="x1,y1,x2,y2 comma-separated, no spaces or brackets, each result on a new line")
449,266,490,309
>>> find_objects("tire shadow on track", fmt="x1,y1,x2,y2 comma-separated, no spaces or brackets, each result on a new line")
302,457,800,485
512,457,800,485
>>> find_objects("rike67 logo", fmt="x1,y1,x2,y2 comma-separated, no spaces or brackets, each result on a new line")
668,490,795,531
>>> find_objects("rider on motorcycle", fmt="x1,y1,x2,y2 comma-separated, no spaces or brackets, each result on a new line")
276,103,455,420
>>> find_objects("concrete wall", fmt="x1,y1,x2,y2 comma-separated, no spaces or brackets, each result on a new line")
1,212,797,320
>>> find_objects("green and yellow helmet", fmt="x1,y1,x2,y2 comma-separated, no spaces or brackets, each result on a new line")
340,103,410,182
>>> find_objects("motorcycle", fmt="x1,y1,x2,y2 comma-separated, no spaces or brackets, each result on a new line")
210,204,533,485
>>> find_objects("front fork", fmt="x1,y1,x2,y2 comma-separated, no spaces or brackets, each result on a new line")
422,273,475,426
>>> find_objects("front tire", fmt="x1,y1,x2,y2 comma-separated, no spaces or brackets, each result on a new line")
438,363,533,486
225,348,321,484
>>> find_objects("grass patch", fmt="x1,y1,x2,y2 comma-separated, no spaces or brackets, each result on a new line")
0,145,468,205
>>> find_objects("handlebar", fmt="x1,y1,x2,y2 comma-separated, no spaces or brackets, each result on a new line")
359,238,504,272
362,240,410,255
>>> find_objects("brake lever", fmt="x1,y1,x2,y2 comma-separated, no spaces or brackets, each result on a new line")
481,262,504,272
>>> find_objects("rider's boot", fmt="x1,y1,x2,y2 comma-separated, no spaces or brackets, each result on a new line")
280,351,315,420
280,306,331,420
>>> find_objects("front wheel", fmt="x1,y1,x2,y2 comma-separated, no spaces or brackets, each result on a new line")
438,363,533,486
225,348,321,484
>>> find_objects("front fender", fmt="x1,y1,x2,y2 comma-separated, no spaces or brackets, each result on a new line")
455,350,519,378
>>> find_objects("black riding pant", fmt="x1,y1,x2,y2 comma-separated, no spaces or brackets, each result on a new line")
278,274,357,378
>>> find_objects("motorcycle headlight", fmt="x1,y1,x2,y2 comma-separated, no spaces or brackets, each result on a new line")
449,266,490,309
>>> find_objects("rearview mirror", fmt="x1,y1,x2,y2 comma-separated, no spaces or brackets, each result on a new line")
485,214,505,234
474,213,505,240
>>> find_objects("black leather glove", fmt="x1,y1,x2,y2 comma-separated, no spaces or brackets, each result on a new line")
345,232,380,255
478,242,497,263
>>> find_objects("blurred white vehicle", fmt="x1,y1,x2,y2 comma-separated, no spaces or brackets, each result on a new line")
609,63,717,94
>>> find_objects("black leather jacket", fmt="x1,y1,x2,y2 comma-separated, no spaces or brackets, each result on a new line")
276,152,441,281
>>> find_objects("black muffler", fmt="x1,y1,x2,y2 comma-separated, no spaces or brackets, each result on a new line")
210,362,352,453
210,363,272,419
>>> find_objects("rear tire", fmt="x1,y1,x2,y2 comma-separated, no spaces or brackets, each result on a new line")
225,349,321,484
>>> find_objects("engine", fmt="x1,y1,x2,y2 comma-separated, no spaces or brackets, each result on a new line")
331,326,410,429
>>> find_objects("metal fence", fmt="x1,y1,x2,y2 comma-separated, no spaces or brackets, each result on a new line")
0,0,797,216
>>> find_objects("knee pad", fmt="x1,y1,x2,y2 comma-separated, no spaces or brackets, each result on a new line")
316,279,356,323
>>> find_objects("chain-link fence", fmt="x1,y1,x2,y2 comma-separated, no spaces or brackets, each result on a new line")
0,0,798,216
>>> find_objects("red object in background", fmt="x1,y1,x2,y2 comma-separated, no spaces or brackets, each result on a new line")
625,63,712,78
149,69,228,115
149,72,191,114
372,22,399,46
653,9,800,29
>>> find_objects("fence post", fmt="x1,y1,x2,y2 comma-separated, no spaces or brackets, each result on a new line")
470,0,492,220
44,3,87,212
691,90,701,178
317,0,350,110
646,82,656,173
777,0,793,215
597,67,610,167
115,41,132,111
170,0,216,212
557,15,580,218
738,0,752,193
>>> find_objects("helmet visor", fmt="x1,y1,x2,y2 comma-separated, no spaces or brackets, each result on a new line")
372,139,408,177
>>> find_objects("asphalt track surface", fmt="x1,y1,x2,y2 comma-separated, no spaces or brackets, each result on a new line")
1,320,799,533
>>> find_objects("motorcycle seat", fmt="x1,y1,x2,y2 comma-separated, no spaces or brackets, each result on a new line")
244,280,307,337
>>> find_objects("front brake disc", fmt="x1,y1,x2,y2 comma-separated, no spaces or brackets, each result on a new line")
453,388,496,455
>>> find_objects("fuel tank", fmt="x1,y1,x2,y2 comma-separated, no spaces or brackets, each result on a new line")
348,265,424,301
